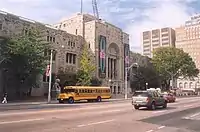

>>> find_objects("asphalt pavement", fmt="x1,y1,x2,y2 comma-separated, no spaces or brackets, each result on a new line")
0,97,200,132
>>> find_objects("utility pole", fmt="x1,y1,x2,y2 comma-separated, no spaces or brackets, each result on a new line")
125,68,128,99
47,50,53,103
80,0,83,14
125,63,138,99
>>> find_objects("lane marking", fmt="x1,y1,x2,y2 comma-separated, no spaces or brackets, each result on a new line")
0,118,44,125
77,119,115,127
183,105,193,108
96,109,123,114
183,112,200,119
153,110,167,114
0,104,129,116
158,126,165,129
190,112,200,118
146,130,153,132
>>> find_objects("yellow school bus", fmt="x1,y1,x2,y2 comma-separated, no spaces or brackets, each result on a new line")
57,86,111,103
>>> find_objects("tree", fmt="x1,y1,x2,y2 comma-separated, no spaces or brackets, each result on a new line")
130,61,160,91
76,44,95,86
152,47,199,89
2,28,49,97
129,52,160,91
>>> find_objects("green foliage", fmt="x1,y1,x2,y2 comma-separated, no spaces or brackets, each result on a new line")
76,44,95,86
0,38,11,67
152,47,199,80
130,57,160,91
2,28,49,92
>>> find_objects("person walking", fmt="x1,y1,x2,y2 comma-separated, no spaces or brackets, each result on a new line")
2,93,7,104
53,79,61,99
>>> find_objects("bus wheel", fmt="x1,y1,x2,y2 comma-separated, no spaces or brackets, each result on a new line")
97,96,102,102
68,97,74,104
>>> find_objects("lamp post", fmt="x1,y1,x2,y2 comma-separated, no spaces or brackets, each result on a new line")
146,82,148,90
47,45,64,103
47,49,53,103
125,63,138,99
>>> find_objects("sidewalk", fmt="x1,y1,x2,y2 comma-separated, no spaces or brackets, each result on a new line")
0,98,131,107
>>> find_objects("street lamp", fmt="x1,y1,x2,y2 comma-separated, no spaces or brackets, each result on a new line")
146,82,148,90
125,63,138,99
47,49,53,103
47,45,65,103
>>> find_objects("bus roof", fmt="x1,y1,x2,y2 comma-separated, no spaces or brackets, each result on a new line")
64,86,110,89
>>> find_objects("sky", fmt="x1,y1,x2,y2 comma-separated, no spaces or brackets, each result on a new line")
0,0,200,53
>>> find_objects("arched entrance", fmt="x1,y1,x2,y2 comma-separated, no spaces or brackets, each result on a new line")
189,82,193,89
184,82,188,88
108,43,120,94
179,82,183,88
108,43,120,80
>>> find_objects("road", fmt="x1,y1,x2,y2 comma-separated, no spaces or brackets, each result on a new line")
0,97,200,132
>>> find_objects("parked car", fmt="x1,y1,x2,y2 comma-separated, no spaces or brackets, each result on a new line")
162,93,176,103
132,90,168,110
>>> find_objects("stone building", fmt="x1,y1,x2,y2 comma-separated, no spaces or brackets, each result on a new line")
0,11,129,96
0,11,83,96
175,14,200,91
54,13,130,94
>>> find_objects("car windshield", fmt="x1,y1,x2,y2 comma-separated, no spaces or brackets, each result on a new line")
133,92,150,97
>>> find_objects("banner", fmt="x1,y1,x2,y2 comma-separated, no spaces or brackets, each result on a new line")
124,44,130,79
99,35,107,78
124,44,130,67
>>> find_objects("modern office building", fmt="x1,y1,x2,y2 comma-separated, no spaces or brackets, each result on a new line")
142,28,176,58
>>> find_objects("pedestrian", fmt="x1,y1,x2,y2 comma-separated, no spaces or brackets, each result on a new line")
53,78,61,98
2,93,7,104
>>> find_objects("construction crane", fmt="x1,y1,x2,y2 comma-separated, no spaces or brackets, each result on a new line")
92,0,99,20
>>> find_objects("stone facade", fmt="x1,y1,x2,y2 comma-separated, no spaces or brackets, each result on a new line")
0,11,129,96
175,15,200,91
0,11,82,96
129,52,149,67
54,13,129,95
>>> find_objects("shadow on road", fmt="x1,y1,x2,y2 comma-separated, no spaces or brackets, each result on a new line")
137,106,176,111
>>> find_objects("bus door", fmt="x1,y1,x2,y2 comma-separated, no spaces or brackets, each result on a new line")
74,89,82,100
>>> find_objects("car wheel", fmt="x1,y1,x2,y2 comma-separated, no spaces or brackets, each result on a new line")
163,101,167,109
150,102,156,110
134,105,139,110
68,97,74,104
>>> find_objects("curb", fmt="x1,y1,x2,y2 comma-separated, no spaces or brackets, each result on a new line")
0,98,131,107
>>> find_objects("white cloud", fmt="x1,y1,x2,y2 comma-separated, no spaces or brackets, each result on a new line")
0,0,198,54
125,0,196,53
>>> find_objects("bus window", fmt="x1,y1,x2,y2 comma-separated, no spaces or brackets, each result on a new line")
64,89,75,93
75,89,78,93
88,90,92,93
85,89,88,93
